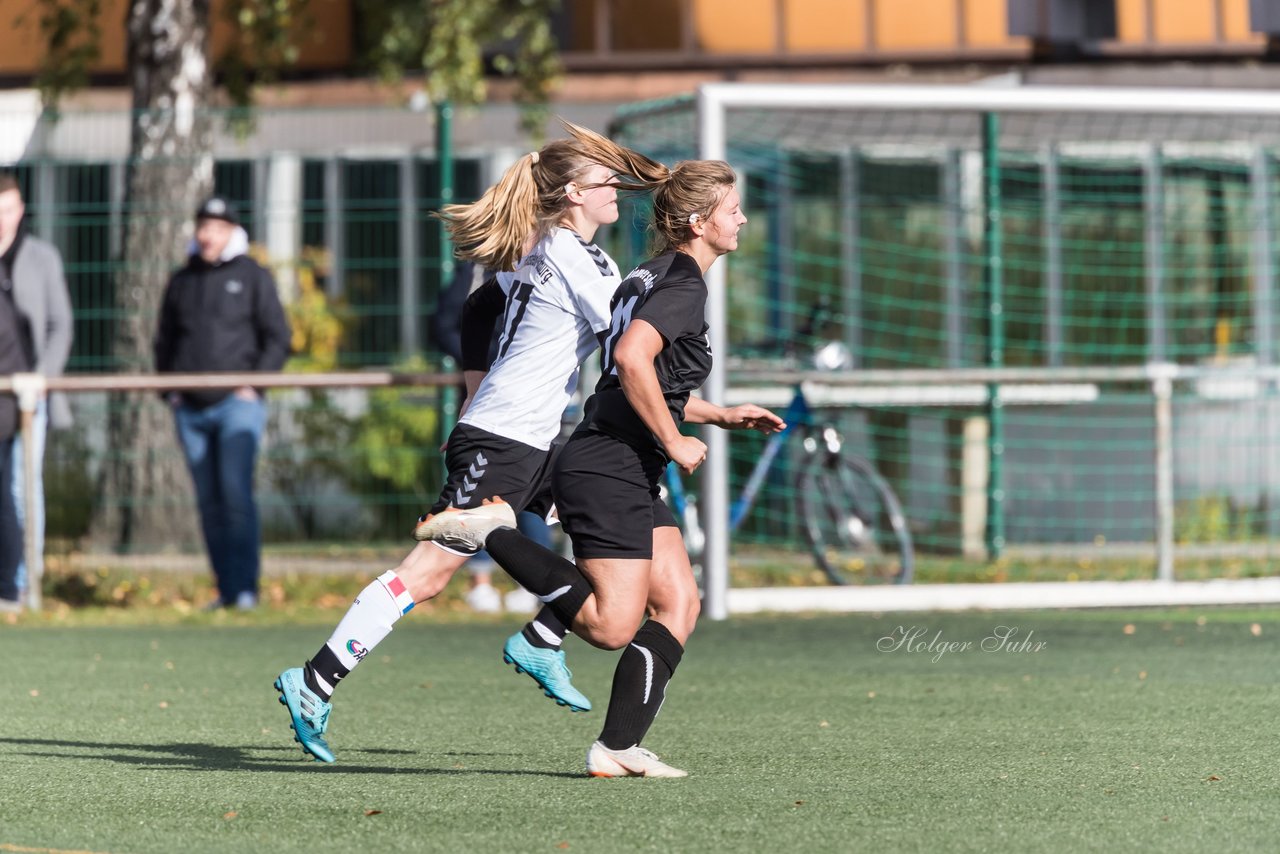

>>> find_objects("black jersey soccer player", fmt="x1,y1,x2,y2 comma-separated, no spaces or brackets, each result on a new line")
273,122,673,764
417,160,785,777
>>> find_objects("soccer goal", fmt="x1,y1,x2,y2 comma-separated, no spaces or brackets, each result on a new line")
608,83,1280,619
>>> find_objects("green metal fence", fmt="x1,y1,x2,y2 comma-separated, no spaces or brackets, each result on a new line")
6,108,485,373
4,105,485,556
11,92,1280,577
607,86,1280,572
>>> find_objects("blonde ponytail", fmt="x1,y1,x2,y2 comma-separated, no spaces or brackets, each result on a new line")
436,154,540,272
433,120,676,271
559,121,671,191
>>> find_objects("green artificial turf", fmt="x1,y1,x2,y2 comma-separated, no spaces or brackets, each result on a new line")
2,608,1278,853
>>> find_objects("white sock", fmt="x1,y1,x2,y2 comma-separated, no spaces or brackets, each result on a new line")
323,570,415,671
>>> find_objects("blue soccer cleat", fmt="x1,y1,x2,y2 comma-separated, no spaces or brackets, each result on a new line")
274,667,336,763
503,632,592,712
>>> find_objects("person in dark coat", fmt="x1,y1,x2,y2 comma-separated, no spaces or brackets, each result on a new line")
0,198,33,610
154,196,291,610
0,172,74,604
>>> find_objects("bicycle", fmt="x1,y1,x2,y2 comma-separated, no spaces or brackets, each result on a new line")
663,328,914,586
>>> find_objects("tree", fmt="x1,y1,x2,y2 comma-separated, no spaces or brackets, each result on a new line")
93,0,215,550
363,0,562,135
29,0,563,552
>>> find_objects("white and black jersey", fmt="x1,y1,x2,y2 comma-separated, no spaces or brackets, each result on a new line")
460,227,620,451
580,250,713,456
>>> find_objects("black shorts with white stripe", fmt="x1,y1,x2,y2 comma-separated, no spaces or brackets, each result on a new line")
426,423,558,553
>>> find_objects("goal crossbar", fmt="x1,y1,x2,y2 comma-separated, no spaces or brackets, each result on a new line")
698,83,1280,117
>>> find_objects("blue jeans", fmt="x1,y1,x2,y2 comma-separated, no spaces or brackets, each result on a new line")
11,399,46,594
174,395,267,604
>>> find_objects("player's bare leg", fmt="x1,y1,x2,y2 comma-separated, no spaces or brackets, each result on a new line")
586,527,697,778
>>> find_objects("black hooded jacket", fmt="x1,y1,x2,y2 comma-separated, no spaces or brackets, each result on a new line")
154,248,291,409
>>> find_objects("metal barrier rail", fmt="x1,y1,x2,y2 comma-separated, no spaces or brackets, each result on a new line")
714,362,1181,600
1,370,461,611
0,361,1267,614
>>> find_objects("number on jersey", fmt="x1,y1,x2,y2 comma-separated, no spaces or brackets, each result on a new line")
600,294,640,376
496,281,534,359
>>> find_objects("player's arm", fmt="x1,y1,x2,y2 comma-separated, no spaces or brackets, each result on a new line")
683,395,785,434
614,319,707,474
459,276,504,373
458,277,506,415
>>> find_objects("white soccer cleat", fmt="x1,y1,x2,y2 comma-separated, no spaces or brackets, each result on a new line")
412,498,517,550
586,740,688,778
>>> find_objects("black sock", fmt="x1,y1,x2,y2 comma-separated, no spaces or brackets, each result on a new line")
304,646,349,702
522,606,569,649
485,528,591,628
598,620,685,750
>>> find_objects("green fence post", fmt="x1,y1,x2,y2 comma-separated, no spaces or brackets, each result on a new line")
983,111,1006,560
437,100,454,285
440,355,459,437
436,100,455,442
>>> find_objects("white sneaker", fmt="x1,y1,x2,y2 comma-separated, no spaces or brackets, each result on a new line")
465,583,503,614
586,740,688,778
413,498,517,550
502,587,540,614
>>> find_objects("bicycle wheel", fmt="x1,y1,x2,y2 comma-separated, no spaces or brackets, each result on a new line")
796,451,914,585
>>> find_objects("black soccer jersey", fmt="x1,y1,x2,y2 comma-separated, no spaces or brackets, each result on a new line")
580,250,713,456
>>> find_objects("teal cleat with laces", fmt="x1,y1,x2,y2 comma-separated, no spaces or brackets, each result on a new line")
274,667,336,763
503,632,592,712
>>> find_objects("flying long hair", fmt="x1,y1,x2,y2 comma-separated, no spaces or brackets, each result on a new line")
434,121,672,271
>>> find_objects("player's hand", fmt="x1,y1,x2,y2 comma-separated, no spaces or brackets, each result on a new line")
668,435,708,475
234,386,260,402
721,404,786,434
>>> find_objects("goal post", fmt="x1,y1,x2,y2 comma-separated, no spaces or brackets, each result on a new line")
606,83,1280,619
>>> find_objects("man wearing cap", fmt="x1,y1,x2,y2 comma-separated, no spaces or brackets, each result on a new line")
154,196,291,610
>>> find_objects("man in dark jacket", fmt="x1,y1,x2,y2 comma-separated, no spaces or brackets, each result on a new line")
154,196,291,610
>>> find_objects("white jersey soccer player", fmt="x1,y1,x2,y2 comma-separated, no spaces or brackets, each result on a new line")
275,227,623,761
275,127,670,765
460,227,619,452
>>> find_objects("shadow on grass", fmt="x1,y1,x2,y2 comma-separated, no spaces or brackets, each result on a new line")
0,737,580,778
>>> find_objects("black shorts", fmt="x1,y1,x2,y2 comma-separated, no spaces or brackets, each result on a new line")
552,429,677,561
428,423,558,526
